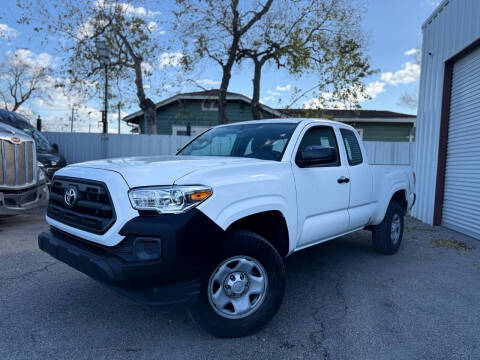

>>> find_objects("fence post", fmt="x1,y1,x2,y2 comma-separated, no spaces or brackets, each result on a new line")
101,133,109,160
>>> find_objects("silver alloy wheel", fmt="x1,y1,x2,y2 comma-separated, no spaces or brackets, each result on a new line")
391,213,402,244
207,255,268,319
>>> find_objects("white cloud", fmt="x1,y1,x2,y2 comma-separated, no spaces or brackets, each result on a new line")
6,49,52,71
425,0,440,6
275,84,291,92
261,95,276,103
195,79,220,87
381,61,420,85
302,80,386,109
142,61,153,73
147,21,157,32
405,48,420,56
365,81,386,98
267,90,281,96
94,0,160,18
160,52,183,68
0,24,19,40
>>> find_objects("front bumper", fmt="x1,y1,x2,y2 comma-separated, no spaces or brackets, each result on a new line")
0,183,49,215
38,209,224,306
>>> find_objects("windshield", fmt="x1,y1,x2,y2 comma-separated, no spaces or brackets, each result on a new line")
178,122,298,161
20,127,52,152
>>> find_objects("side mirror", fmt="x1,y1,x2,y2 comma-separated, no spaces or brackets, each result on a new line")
296,145,337,167
52,143,59,152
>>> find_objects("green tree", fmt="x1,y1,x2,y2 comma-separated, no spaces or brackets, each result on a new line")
174,0,273,124
238,0,374,118
18,0,166,133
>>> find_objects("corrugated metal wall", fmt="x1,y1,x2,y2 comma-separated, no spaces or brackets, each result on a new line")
412,0,480,223
44,133,192,164
44,132,414,166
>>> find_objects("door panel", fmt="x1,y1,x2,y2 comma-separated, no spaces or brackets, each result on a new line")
339,128,374,229
292,125,350,247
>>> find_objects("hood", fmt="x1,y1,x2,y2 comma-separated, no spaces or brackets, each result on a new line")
68,155,266,188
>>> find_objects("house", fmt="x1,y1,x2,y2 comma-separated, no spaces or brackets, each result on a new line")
413,0,480,240
124,90,416,142
123,90,283,136
280,109,415,142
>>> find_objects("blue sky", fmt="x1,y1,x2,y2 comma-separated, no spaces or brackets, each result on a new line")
0,0,440,132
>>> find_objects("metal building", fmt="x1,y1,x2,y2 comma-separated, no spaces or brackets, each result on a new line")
413,0,480,239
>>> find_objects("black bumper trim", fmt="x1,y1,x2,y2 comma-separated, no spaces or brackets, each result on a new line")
38,209,225,306
38,229,200,306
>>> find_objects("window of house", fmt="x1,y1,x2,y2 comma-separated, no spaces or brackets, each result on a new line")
201,100,218,111
172,125,209,136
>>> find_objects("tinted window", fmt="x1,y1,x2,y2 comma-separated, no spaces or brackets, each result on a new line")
296,126,340,166
340,128,363,165
178,123,298,161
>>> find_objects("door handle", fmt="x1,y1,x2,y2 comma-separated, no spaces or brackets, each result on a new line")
337,176,350,184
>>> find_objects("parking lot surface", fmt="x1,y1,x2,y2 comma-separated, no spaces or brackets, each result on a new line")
1,211,479,360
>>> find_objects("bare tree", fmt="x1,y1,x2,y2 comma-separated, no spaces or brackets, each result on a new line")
174,0,273,124
0,50,51,112
238,0,374,119
18,0,167,133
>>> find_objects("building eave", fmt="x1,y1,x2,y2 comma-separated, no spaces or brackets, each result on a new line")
335,117,416,124
123,93,284,123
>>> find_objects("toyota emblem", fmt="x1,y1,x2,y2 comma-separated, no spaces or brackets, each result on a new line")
64,186,78,207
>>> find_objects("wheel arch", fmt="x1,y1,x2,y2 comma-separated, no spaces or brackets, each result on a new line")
370,186,409,225
225,210,290,258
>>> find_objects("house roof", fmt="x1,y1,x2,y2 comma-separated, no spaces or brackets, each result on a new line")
123,90,284,123
278,108,416,124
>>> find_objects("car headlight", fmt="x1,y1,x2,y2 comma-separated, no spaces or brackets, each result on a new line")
128,185,212,214
37,162,46,183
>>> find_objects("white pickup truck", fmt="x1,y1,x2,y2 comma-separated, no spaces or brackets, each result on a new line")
39,119,415,337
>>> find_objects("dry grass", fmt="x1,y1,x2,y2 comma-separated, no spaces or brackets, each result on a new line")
431,238,475,251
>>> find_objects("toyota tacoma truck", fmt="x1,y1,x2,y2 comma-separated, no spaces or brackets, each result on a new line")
38,119,415,337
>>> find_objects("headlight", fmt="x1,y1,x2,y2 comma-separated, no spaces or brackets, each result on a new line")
37,162,46,183
128,185,212,214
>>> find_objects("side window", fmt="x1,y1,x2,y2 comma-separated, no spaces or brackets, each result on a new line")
296,126,340,167
340,128,363,166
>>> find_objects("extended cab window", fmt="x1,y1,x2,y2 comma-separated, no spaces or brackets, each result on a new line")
340,128,363,165
296,126,340,166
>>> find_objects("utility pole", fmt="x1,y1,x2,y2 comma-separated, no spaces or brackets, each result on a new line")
117,102,121,134
70,105,75,133
103,63,108,133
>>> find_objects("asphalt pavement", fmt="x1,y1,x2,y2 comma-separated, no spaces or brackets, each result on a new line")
1,210,479,359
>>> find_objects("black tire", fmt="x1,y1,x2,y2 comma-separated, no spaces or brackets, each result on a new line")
188,229,286,338
372,201,404,255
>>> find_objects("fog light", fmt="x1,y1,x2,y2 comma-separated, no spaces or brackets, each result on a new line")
134,237,162,261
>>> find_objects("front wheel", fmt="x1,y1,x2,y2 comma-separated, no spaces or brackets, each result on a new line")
188,230,286,338
372,201,404,255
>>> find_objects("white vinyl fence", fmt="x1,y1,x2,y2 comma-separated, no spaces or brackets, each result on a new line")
44,132,414,165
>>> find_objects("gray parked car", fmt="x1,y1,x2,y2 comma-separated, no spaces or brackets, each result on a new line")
0,122,49,216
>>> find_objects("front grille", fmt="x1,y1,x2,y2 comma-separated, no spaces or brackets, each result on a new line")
0,139,36,187
47,177,116,235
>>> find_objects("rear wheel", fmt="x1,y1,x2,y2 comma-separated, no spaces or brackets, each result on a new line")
189,230,285,338
372,201,404,254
